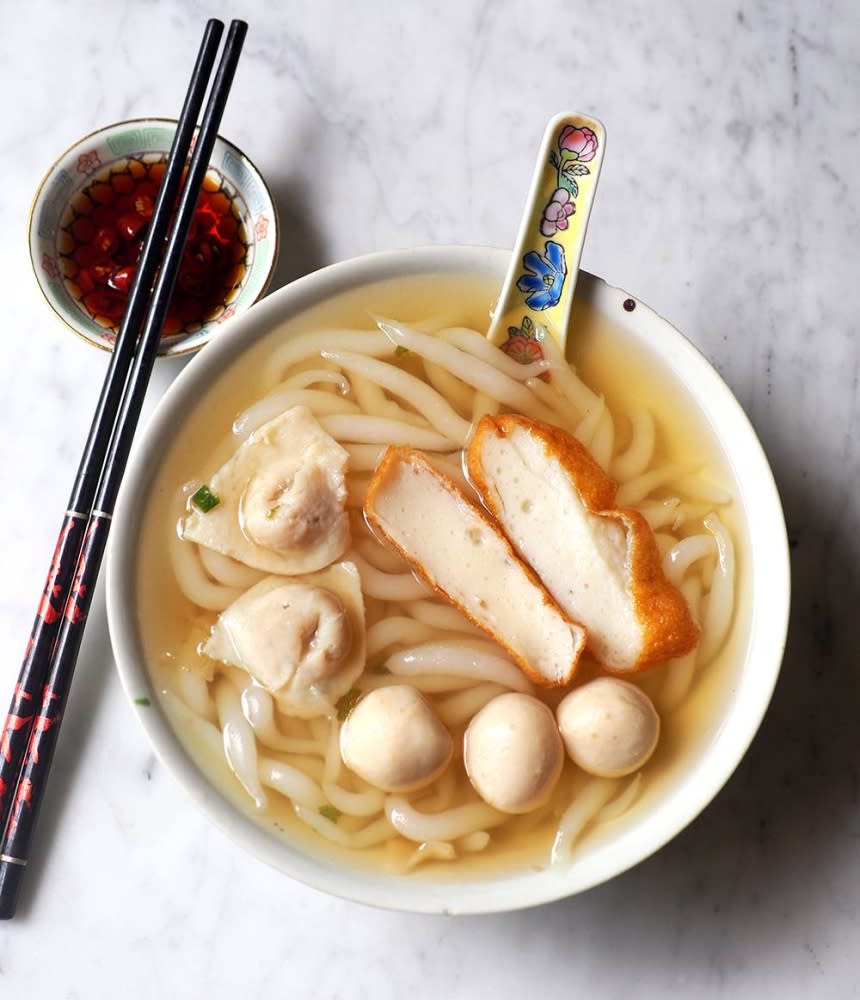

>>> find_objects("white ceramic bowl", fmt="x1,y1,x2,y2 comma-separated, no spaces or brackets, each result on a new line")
29,117,278,356
106,245,790,914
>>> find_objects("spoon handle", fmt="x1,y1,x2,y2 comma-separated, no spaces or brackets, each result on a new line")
487,111,605,356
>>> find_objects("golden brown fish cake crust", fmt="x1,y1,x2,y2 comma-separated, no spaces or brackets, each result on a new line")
467,414,700,672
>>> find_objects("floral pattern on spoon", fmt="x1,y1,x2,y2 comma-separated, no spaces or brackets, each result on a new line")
488,113,605,363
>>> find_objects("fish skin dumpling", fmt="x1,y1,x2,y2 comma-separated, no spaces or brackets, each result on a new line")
202,561,366,718
182,405,350,575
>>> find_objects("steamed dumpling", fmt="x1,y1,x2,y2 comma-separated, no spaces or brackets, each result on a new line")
202,561,365,718
182,406,350,575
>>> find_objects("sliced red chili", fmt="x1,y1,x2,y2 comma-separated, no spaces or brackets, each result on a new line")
178,256,209,296
92,203,115,228
63,157,247,336
117,211,148,241
107,266,135,293
84,289,125,319
93,227,120,256
133,193,155,218
73,243,101,269
71,216,95,242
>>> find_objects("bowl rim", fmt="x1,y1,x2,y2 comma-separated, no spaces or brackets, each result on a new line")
106,244,790,914
28,115,280,357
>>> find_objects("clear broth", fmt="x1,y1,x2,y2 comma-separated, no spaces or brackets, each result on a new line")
135,271,750,880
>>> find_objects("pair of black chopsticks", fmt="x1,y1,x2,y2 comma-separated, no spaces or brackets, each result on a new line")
0,18,248,920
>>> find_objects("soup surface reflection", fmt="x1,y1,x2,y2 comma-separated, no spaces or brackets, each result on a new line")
135,272,749,878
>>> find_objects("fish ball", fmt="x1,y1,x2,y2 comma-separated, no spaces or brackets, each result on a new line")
340,685,452,793
464,693,563,814
557,678,660,777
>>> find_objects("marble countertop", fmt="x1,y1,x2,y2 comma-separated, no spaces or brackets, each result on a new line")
1,1,857,995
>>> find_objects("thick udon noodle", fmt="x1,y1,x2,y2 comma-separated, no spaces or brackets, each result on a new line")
166,317,736,873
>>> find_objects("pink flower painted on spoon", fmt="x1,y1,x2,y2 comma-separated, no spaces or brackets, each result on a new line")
540,188,575,236
558,125,598,162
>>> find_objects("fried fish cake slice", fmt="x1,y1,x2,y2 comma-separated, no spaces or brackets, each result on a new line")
468,414,699,672
364,447,585,687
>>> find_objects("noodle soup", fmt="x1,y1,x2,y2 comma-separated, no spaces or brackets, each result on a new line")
131,263,752,884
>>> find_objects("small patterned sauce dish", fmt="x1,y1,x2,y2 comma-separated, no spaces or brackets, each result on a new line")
29,117,279,357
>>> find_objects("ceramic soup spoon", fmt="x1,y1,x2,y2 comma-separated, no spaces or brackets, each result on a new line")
487,111,606,358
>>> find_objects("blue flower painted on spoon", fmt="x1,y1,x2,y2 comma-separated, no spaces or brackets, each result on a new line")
516,240,567,310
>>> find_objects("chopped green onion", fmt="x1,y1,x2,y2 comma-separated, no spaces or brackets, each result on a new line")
394,345,409,357
336,687,362,721
134,697,151,707
319,804,341,823
266,504,281,520
191,484,221,513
